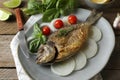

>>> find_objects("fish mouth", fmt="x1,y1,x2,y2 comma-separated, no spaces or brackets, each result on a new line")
36,41,58,64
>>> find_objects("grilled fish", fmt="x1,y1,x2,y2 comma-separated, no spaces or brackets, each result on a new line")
36,10,103,64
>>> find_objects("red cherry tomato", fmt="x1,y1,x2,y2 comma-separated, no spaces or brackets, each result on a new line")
42,26,51,35
54,19,64,29
68,15,77,24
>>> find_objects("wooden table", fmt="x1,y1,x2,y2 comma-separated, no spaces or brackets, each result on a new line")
0,0,120,80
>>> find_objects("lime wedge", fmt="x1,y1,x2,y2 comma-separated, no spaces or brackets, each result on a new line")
0,8,12,21
3,0,22,8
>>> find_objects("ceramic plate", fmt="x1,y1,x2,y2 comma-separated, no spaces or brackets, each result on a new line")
18,8,115,80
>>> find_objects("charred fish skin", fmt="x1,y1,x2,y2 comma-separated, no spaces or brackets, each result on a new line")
36,10,103,64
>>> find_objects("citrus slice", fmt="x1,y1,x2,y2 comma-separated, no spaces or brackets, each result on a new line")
0,8,12,21
91,0,110,4
3,0,22,8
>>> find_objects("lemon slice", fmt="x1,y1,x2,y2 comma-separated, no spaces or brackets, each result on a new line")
91,0,110,4
0,8,12,21
3,0,22,8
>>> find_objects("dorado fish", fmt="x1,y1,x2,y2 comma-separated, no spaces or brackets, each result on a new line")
36,10,103,64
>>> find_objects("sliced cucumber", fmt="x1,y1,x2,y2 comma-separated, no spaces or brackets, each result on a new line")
89,26,102,42
74,52,87,71
81,39,98,59
51,58,75,76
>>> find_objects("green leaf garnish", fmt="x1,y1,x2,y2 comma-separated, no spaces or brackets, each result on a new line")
58,27,74,37
28,23,46,53
23,0,76,22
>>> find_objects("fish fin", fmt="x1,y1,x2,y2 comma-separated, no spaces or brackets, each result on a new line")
86,10,103,25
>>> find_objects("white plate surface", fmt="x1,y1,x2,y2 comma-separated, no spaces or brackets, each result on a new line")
17,8,115,80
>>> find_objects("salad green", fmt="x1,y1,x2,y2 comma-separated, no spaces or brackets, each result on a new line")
29,23,46,53
23,0,76,22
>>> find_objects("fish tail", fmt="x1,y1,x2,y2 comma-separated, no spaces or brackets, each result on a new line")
86,10,103,25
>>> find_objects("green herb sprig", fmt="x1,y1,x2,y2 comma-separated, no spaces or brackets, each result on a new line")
28,23,46,53
58,27,74,37
23,0,76,22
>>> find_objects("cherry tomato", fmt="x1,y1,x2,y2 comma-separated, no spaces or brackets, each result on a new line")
42,26,51,35
68,15,77,24
54,19,64,29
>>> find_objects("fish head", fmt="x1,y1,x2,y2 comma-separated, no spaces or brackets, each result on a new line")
36,41,56,64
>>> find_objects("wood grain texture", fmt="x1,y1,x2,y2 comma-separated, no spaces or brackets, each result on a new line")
101,70,120,80
0,69,18,80
0,35,15,67
0,69,120,80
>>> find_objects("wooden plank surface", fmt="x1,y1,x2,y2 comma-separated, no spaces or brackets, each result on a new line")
101,70,120,80
0,35,15,67
0,0,120,80
0,69,17,80
0,69,119,80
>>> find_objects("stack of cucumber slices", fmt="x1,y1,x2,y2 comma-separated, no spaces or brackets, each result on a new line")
51,26,102,76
